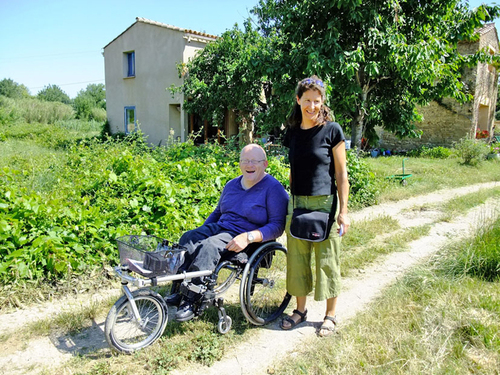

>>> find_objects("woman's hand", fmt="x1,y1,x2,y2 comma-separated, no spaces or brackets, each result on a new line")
337,213,350,236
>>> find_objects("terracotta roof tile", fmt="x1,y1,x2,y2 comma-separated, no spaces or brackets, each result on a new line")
136,17,218,40
104,17,217,49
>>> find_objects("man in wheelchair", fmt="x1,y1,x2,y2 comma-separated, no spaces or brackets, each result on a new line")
167,144,289,322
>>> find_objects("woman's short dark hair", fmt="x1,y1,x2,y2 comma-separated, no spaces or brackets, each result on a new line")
286,75,332,129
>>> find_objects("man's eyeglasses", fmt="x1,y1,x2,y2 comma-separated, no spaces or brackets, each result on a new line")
301,78,324,87
240,159,266,165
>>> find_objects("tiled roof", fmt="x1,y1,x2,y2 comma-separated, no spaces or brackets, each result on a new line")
136,17,218,40
103,17,217,49
477,23,496,35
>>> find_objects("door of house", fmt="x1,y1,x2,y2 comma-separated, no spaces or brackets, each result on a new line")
477,104,490,132
169,104,181,141
189,113,218,144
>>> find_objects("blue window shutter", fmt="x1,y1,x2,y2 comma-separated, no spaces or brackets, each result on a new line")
127,52,135,77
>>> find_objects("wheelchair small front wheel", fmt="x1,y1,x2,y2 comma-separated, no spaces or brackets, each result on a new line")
217,315,232,334
105,289,168,353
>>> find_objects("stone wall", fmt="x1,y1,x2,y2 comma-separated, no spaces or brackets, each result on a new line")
378,100,472,151
378,24,499,151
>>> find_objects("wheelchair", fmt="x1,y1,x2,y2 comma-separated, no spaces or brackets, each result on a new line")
104,235,291,353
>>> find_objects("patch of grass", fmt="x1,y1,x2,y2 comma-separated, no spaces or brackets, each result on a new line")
441,215,500,282
273,215,500,374
23,294,117,337
438,188,500,222
53,297,258,375
342,225,431,275
343,215,400,248
364,156,500,204
383,225,431,251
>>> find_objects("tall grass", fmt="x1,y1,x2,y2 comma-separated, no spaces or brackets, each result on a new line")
0,96,74,124
442,212,500,282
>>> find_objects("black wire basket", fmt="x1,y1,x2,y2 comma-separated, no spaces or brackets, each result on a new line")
116,235,186,275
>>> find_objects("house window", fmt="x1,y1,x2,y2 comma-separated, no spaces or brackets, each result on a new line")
125,106,136,133
124,51,135,77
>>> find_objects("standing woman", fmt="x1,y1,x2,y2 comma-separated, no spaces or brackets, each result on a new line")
281,76,350,337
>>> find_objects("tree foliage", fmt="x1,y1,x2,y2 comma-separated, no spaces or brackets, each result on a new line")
251,0,500,147
176,21,281,141
0,78,30,99
37,84,72,104
177,1,500,147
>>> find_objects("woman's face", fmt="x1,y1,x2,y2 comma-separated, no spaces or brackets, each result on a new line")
297,89,323,126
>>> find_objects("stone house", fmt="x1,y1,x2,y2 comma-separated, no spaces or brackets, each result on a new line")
378,23,499,151
103,17,238,146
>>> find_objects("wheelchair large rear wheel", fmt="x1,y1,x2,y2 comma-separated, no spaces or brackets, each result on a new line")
241,243,291,325
105,289,168,353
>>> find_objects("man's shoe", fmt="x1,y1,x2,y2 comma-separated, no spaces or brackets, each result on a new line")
165,292,182,306
175,302,195,322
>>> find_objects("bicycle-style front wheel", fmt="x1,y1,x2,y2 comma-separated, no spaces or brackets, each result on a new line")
105,289,168,353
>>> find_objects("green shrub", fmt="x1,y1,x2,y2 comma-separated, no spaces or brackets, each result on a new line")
55,119,105,133
73,94,94,120
421,146,453,159
347,150,378,208
453,138,490,166
406,145,453,159
90,107,107,122
0,134,243,285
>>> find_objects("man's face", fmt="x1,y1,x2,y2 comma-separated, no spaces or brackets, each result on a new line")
239,147,268,185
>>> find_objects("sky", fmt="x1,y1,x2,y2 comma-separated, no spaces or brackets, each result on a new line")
0,0,497,99
0,0,260,98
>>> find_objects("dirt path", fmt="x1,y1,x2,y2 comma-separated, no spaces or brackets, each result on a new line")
1,181,499,375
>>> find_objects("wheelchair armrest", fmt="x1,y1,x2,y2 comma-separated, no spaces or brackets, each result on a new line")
220,240,277,266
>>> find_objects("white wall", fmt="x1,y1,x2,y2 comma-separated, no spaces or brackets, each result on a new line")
104,21,210,145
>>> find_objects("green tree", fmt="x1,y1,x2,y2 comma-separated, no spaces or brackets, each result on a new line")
251,0,500,148
82,83,106,109
176,21,279,143
73,83,106,120
0,78,30,99
37,84,72,104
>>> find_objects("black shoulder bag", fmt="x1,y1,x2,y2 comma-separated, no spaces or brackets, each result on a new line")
289,193,337,243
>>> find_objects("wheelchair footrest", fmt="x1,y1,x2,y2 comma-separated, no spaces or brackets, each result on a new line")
180,281,205,302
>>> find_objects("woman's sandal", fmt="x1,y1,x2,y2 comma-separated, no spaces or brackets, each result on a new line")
318,315,338,337
280,309,308,330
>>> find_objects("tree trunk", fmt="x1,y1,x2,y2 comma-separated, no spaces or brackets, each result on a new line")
238,111,254,145
350,86,369,151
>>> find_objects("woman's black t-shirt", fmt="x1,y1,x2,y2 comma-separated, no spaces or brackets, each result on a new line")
283,121,345,196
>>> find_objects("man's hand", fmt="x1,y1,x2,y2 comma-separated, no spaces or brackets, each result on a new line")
225,233,249,252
